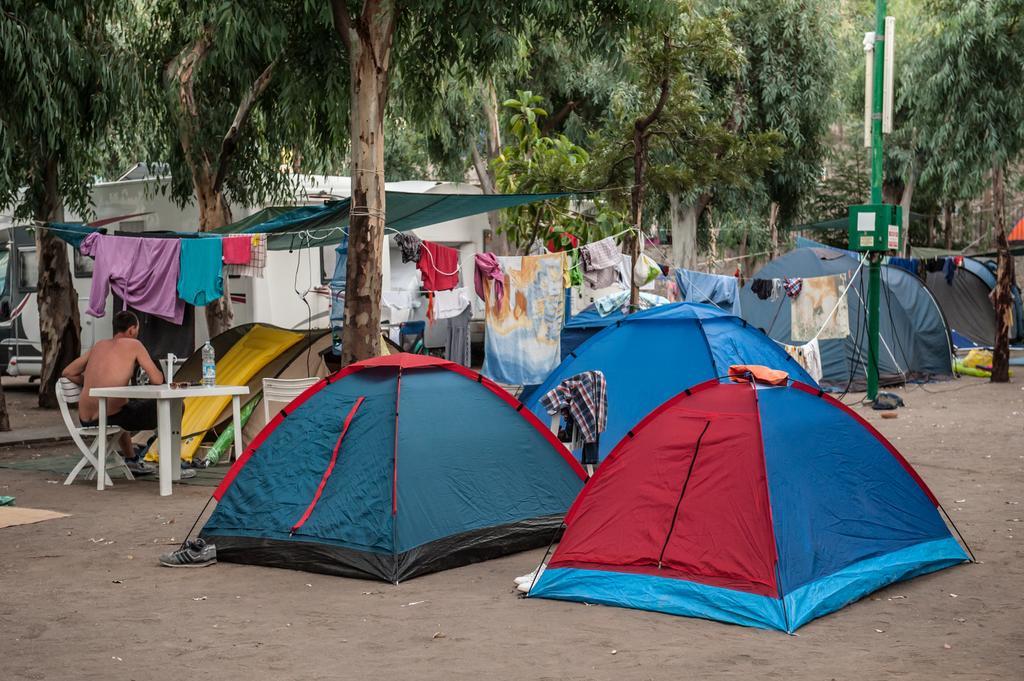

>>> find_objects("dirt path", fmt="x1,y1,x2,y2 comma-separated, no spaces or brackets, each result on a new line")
1,378,1021,680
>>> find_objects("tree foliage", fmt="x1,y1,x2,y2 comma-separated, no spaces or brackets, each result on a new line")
126,1,350,213
588,4,783,226
0,1,141,407
0,1,137,219
911,0,1024,197
910,0,1024,382
723,0,840,225
491,92,626,251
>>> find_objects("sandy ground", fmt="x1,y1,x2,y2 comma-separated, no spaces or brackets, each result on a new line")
1,378,58,431
1,378,1022,681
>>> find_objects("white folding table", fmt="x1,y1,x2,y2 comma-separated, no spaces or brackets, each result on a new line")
88,384,250,496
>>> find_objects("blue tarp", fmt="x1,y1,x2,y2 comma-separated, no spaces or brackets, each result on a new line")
523,303,815,460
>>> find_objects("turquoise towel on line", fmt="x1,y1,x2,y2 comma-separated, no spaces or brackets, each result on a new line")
178,238,224,306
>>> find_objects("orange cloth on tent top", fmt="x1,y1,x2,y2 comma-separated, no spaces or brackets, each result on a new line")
1009,216,1024,242
728,365,789,386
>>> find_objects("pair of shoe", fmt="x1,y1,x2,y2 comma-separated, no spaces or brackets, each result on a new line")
160,538,217,568
124,457,155,475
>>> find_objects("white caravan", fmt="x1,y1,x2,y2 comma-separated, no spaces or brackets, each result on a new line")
0,169,488,375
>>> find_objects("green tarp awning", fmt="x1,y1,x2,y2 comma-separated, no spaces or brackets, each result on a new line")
50,190,573,251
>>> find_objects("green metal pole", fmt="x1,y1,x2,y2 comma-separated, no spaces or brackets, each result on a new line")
867,0,887,402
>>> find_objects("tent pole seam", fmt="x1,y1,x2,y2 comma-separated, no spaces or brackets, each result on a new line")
750,382,787,606
657,420,711,568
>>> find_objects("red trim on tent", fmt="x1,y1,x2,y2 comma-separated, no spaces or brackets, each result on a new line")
352,354,456,370
290,396,365,533
211,353,586,501
789,381,939,506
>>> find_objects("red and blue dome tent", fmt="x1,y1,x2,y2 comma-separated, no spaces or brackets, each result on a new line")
523,303,816,461
528,370,971,632
202,354,586,583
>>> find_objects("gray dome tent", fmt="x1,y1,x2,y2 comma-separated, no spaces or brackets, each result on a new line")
924,257,1022,348
740,247,953,389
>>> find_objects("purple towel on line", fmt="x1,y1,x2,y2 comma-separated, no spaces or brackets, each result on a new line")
79,232,185,324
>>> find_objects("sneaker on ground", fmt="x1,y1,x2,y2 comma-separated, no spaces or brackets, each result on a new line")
159,538,216,568
125,458,155,475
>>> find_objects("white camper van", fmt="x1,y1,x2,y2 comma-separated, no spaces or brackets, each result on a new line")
1,170,488,375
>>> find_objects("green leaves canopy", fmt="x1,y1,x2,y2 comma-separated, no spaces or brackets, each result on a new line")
0,1,137,219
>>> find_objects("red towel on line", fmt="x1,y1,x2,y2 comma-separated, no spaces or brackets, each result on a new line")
222,236,252,265
417,241,460,291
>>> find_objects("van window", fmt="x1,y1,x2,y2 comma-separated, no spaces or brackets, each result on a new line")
74,248,94,278
17,247,38,291
321,239,348,286
0,249,8,295
119,220,145,233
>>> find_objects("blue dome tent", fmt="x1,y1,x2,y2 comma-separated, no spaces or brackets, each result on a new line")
560,304,626,360
522,303,815,461
740,247,953,389
203,354,586,583
528,375,970,632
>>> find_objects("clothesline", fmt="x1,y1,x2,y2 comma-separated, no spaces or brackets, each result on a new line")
696,249,773,269
547,227,637,274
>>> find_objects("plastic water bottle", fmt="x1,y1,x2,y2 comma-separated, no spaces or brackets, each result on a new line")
201,341,216,387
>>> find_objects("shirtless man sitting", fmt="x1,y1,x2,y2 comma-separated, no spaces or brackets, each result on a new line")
62,311,164,474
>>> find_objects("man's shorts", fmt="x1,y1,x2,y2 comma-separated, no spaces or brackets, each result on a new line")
82,399,157,432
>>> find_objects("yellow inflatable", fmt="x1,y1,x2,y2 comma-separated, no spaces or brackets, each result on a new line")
147,325,304,463
963,349,993,369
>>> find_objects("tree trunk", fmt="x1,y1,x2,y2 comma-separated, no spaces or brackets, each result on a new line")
669,192,706,270
927,212,935,247
768,201,780,260
943,203,953,250
900,166,916,256
471,145,512,256
0,377,10,431
333,0,395,365
474,81,514,256
628,127,647,311
34,158,81,408
991,164,1014,383
628,62,671,311
196,182,234,336
738,226,749,280
708,207,719,262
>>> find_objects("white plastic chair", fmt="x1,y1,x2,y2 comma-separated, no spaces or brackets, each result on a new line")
57,378,134,486
262,377,320,423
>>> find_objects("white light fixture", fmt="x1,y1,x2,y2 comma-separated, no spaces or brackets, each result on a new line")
863,32,874,148
882,16,896,134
